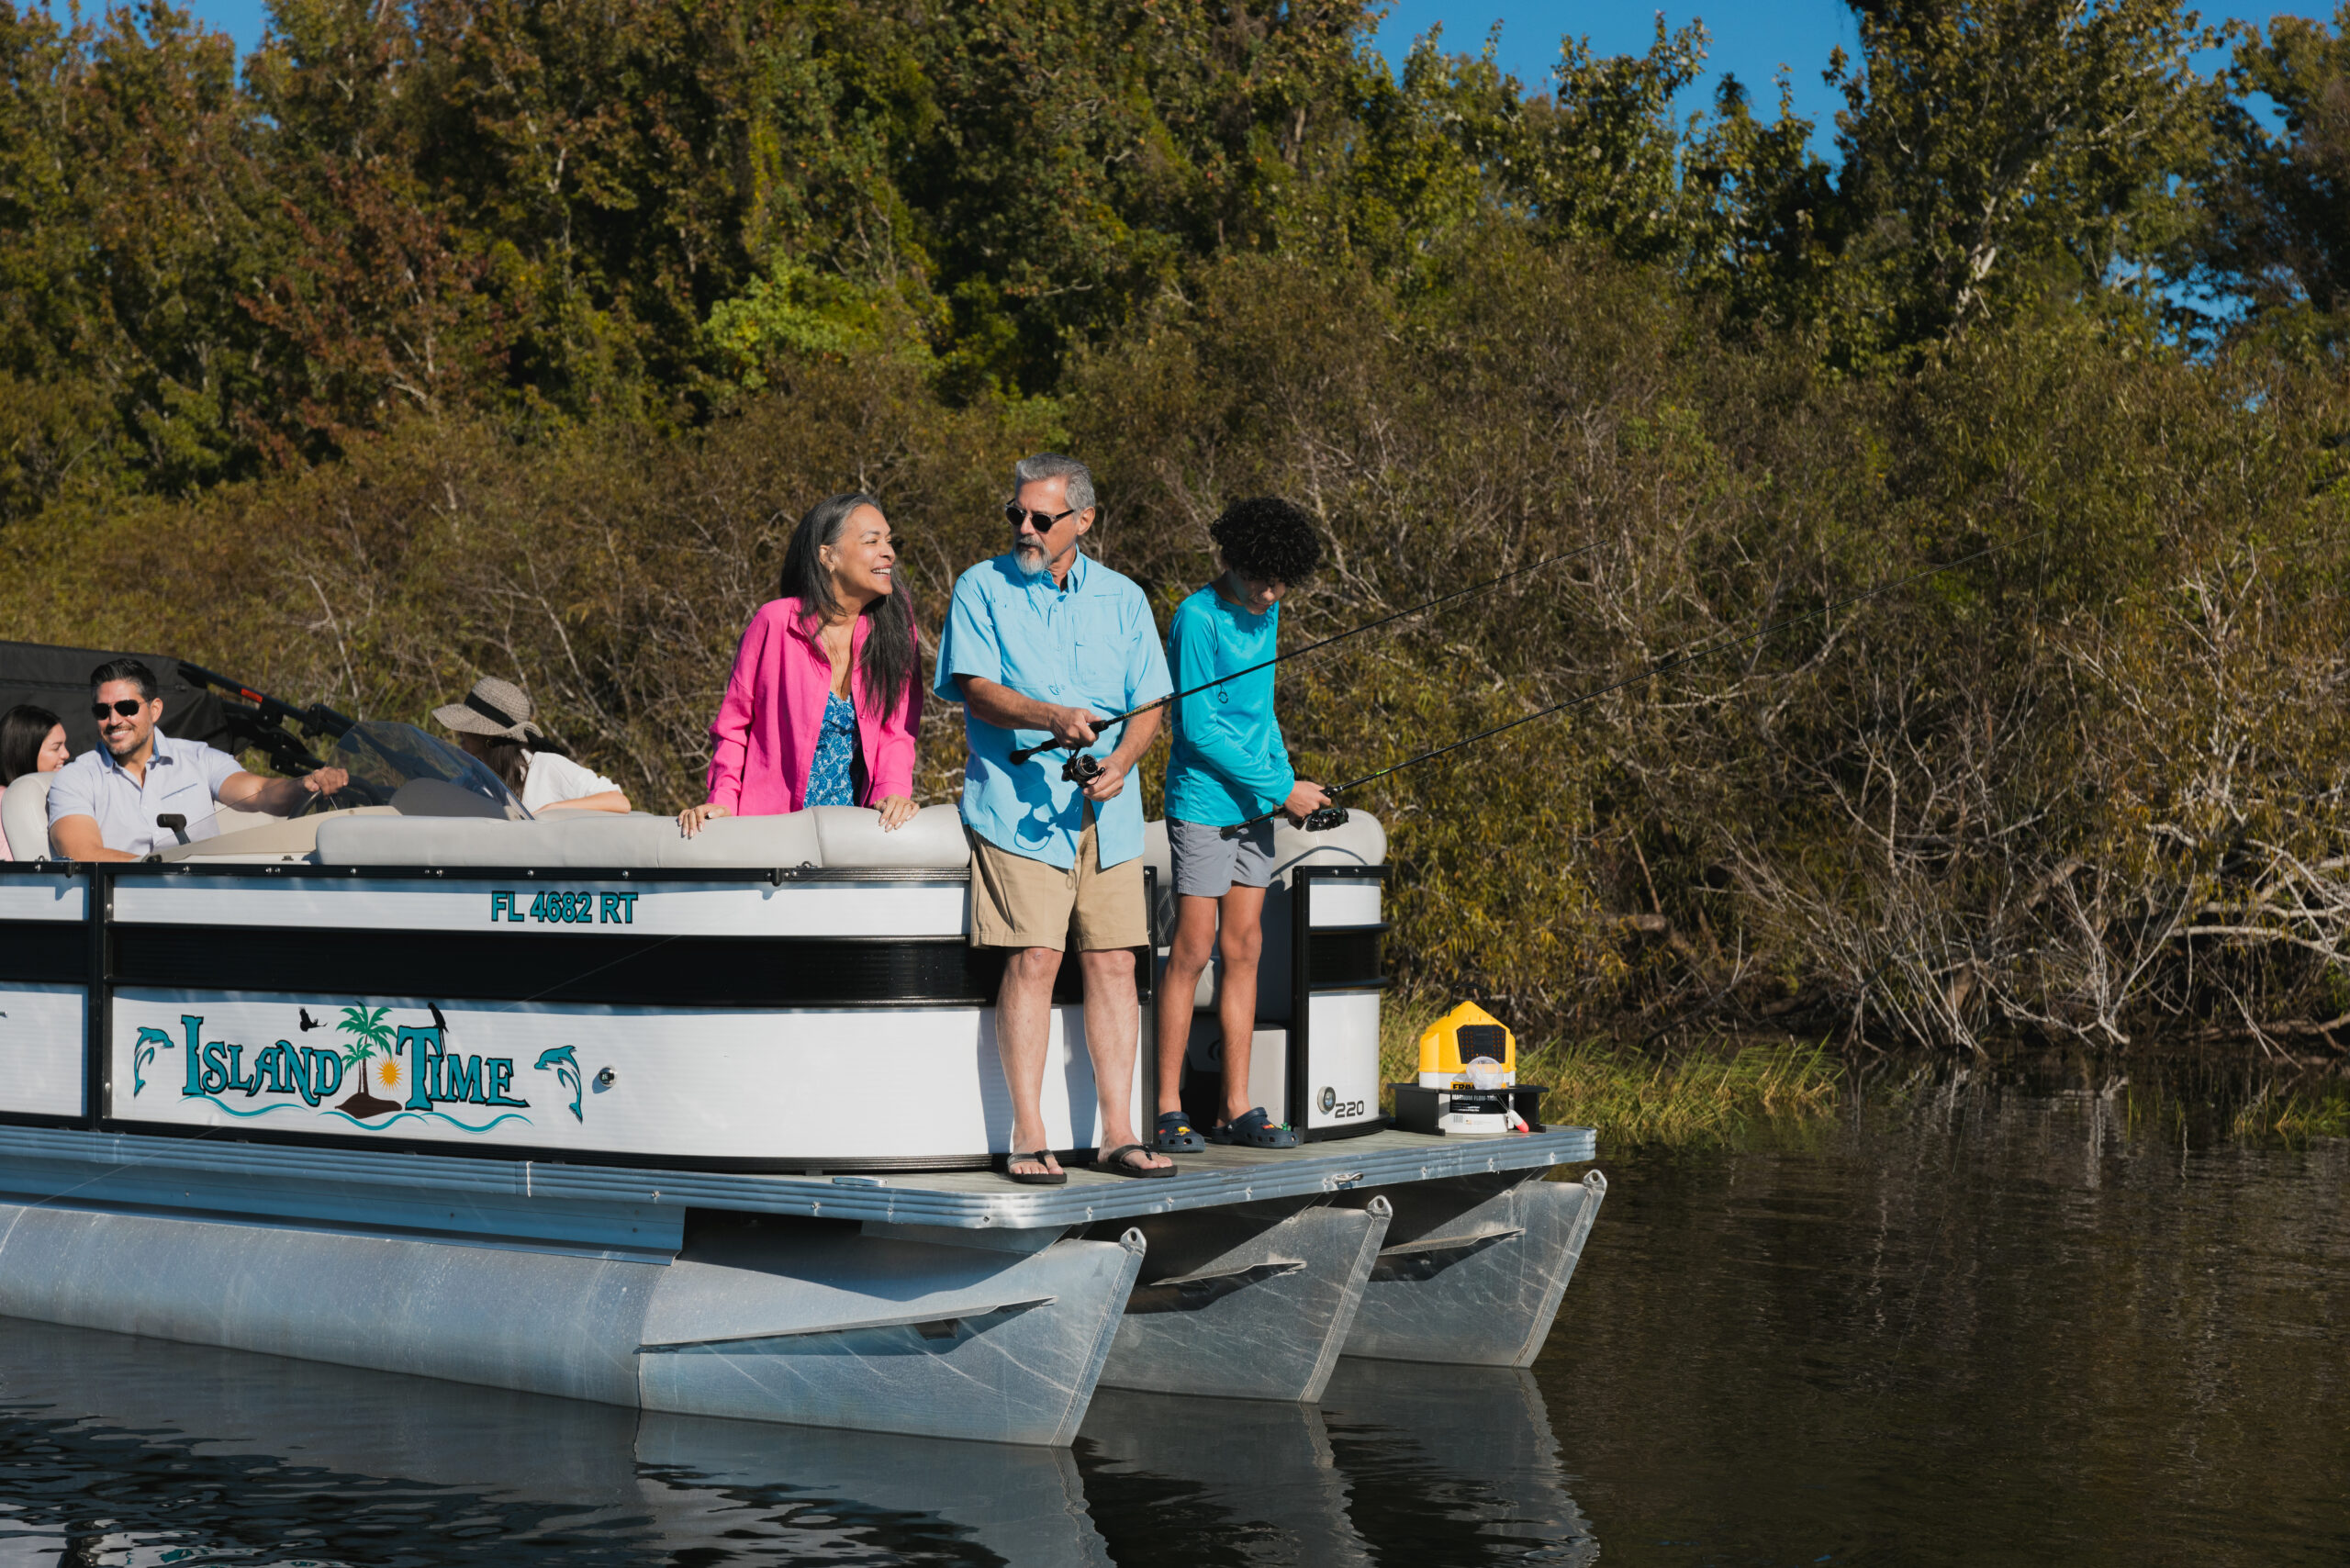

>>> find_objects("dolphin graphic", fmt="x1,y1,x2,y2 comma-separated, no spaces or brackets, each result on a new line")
533,1046,583,1123
132,1026,173,1096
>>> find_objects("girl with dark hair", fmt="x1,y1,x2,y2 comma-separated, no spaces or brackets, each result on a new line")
0,704,71,859
682,493,924,834
0,705,69,789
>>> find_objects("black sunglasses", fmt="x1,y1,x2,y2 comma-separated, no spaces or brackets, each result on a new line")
91,699,146,720
1005,502,1079,531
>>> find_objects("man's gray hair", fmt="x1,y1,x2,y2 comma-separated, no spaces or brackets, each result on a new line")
1013,453,1095,513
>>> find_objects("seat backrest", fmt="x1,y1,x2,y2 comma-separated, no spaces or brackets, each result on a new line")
811,804,969,868
315,803,972,871
318,809,818,868
1,772,54,860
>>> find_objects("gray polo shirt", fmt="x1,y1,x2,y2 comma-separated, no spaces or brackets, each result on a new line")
46,731,244,857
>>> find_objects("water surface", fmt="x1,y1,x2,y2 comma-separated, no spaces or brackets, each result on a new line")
0,1061,2341,1565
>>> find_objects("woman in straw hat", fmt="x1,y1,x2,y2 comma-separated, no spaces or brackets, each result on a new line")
679,492,923,836
432,678,632,814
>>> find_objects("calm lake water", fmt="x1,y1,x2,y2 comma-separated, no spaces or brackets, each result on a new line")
0,1059,2343,1566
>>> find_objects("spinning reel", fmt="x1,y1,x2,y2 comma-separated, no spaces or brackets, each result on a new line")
1221,802,1348,838
1061,753,1104,786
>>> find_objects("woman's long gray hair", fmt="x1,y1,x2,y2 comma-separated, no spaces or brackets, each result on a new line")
779,492,915,716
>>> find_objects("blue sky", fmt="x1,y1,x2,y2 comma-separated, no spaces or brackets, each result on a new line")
1373,0,1863,135
166,0,2296,152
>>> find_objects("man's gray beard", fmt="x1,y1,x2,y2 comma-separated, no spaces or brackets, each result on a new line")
1013,545,1051,580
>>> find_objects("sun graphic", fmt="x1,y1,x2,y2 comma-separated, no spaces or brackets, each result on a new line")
376,1056,401,1092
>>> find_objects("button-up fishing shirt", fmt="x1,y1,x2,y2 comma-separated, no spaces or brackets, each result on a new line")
45,730,244,857
934,552,1172,871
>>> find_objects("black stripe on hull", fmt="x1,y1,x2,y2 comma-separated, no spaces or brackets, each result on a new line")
105,925,1134,1008
111,924,998,1008
0,923,89,984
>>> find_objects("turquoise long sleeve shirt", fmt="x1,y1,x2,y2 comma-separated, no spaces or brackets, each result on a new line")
1162,585,1294,827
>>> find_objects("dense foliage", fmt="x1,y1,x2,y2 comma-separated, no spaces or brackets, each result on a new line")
6,0,2350,1052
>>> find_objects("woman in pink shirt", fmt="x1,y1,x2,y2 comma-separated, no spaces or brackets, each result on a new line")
680,493,923,834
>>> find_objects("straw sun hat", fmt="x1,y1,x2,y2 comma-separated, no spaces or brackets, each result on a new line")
431,677,543,743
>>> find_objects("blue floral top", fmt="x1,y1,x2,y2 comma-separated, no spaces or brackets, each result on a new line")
804,691,861,807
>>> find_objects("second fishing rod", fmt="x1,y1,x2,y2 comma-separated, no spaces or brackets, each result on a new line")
1014,542,1602,783
1225,535,2028,836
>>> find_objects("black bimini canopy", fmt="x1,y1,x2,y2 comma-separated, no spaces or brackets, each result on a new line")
0,641,232,758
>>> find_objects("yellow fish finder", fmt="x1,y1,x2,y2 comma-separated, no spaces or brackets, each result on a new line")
1416,1001,1516,1089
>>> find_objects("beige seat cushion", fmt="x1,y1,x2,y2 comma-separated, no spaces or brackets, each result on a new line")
1,773,53,860
315,803,971,871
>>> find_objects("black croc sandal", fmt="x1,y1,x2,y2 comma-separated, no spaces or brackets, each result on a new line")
1155,1111,1206,1153
1094,1143,1178,1179
1003,1150,1068,1186
1207,1107,1299,1148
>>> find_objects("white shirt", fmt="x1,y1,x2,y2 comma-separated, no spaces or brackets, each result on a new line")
520,750,619,813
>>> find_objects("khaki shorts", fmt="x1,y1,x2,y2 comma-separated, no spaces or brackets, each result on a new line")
968,824,1149,951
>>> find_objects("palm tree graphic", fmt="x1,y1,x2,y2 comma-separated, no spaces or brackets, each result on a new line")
334,1005,400,1118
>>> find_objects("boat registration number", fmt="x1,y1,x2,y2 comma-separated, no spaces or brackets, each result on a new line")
487,889,640,926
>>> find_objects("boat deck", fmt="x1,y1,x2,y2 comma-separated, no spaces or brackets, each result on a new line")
0,1124,1595,1233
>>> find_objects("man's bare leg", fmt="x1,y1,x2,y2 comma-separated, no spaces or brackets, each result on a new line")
996,945,1065,1177
1155,896,1220,1116
1080,947,1169,1170
1213,884,1268,1125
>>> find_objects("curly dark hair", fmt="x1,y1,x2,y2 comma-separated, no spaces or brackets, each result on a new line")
1208,497,1323,585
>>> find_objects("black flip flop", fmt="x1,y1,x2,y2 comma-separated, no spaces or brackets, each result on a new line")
1003,1150,1067,1186
1093,1143,1179,1179
1154,1111,1206,1153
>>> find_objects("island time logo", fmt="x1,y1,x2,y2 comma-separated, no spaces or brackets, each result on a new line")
130,1005,585,1134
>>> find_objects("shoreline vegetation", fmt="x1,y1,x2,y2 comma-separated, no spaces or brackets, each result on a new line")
1378,994,1842,1148
7,0,2350,1057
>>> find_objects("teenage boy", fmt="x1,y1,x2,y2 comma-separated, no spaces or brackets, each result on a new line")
1153,498,1332,1151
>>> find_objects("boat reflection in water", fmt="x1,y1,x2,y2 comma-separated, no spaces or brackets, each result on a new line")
0,1316,1594,1565
1083,1361,1596,1566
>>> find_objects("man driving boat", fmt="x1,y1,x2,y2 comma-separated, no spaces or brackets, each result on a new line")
47,659,348,860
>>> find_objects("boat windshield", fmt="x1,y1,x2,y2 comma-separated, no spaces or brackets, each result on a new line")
297,722,532,820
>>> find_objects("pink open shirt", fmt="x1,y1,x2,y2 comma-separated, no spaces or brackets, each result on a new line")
704,598,923,815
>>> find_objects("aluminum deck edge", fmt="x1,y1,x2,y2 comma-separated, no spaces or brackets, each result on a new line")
0,1125,1595,1229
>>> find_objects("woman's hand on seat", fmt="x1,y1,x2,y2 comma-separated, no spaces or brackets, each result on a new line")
877,794,918,832
677,802,730,838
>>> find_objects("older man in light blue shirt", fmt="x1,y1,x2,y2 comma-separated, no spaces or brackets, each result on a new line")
935,453,1174,1183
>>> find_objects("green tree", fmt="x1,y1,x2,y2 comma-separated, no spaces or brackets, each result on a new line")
1825,0,2224,360
2187,8,2350,349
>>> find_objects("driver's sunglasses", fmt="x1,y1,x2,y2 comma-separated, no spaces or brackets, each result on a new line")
91,699,144,720
1005,502,1078,531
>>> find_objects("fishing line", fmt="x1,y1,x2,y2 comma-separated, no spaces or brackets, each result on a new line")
1013,542,1603,778
1224,534,2027,836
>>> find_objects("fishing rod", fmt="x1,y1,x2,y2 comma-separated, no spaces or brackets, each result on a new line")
1225,535,2021,836
1014,543,1602,782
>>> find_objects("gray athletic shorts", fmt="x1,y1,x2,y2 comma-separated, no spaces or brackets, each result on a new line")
1169,816,1276,899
